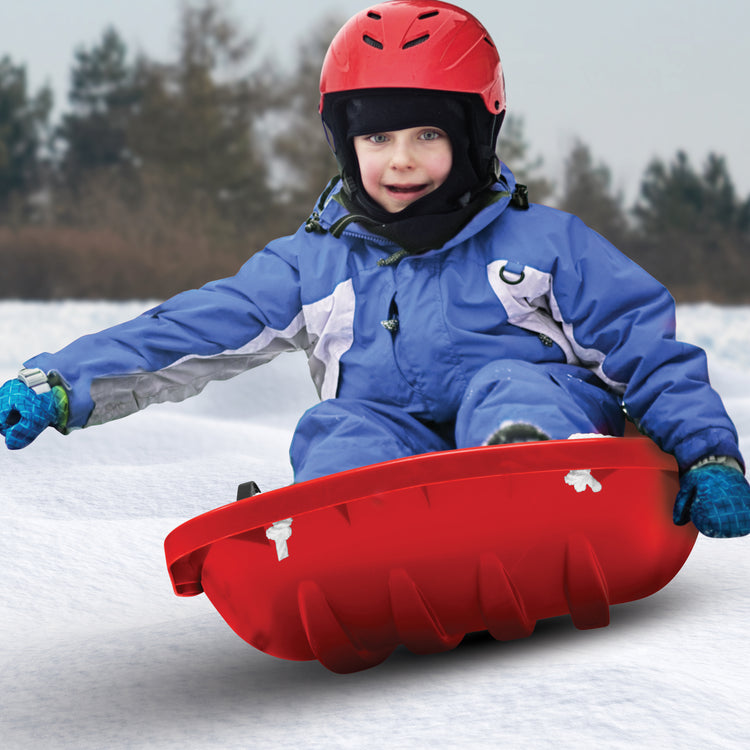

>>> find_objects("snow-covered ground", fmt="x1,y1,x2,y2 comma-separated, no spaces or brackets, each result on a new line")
1,300,749,749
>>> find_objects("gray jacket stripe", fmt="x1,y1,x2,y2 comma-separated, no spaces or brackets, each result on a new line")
88,312,308,425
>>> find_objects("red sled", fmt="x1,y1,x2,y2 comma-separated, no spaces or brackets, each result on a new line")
164,436,697,673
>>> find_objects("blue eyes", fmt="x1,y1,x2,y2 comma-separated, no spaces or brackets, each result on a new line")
366,129,443,144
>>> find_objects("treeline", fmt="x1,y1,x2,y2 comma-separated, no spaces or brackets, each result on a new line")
1,1,748,302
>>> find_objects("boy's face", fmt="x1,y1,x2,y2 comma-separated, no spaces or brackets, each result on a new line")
352,126,452,213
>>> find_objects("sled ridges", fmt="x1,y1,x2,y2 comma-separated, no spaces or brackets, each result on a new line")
293,536,610,674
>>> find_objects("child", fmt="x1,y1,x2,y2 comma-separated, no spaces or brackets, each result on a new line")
1,0,749,538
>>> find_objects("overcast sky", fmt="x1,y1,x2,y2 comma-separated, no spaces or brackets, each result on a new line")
4,0,749,203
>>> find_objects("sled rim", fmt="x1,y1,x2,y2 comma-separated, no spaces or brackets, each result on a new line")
164,437,677,597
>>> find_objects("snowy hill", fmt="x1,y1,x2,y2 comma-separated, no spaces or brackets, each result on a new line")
1,301,749,749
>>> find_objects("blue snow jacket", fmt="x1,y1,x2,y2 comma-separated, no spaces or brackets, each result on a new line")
26,165,742,473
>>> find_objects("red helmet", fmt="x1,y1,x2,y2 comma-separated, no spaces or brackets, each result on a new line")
319,0,505,117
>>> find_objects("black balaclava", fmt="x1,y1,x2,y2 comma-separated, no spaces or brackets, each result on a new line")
323,89,501,252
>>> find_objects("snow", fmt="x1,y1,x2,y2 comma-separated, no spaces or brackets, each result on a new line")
1,300,749,749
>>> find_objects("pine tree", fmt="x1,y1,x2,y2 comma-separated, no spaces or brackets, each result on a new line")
496,114,553,204
127,0,273,235
56,28,141,189
558,139,628,246
0,56,52,219
631,151,750,301
269,16,342,227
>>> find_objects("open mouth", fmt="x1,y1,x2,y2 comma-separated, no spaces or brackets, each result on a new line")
386,184,429,195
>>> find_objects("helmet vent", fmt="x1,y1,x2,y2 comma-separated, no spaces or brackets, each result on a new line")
367,11,382,20
402,34,430,49
483,37,495,48
418,11,439,19
363,34,384,50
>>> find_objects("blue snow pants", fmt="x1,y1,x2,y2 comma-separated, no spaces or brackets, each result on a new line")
290,359,625,483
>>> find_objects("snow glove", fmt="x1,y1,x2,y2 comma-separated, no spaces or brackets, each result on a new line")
0,378,69,450
674,458,750,538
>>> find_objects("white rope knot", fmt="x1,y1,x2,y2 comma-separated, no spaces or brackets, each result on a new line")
565,469,602,493
266,518,293,561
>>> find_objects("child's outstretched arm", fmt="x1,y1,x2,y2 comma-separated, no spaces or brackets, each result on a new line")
1,239,308,446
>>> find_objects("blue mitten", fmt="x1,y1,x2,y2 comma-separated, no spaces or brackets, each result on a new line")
674,462,750,538
0,379,68,450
